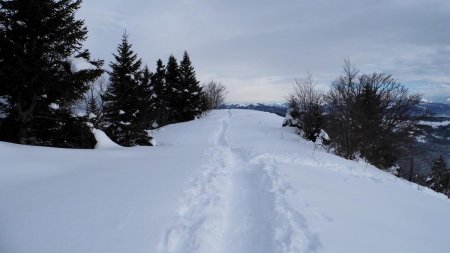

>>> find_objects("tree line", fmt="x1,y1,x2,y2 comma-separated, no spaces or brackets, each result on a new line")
285,59,450,197
0,0,227,148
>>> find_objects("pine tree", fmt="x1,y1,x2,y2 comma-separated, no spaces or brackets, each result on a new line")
178,51,205,122
151,59,168,127
0,0,103,148
141,65,156,129
428,155,450,196
102,33,152,147
164,55,181,123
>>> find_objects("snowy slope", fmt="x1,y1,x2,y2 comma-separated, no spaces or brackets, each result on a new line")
1,109,449,253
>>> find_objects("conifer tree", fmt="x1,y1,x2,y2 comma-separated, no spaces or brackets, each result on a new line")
0,0,103,148
178,51,205,121
141,65,156,129
151,59,168,127
102,33,152,146
428,155,450,196
164,55,181,123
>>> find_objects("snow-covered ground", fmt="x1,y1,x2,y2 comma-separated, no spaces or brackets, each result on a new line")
1,109,450,253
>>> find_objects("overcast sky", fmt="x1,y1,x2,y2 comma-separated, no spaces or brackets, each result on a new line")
78,0,450,103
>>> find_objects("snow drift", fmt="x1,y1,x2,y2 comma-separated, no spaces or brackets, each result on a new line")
0,109,449,253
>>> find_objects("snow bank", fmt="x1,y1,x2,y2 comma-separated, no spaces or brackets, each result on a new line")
92,129,122,149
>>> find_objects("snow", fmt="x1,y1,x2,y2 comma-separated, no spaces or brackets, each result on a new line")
282,109,298,127
76,111,86,117
67,57,97,73
16,20,26,27
119,110,125,115
49,103,59,110
416,135,427,143
319,129,329,141
1,109,450,253
119,121,131,126
0,96,7,106
418,120,450,128
88,113,97,119
125,73,135,80
92,129,122,149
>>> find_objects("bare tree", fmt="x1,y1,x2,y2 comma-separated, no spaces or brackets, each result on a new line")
325,59,421,169
325,59,360,158
202,80,227,110
286,72,325,142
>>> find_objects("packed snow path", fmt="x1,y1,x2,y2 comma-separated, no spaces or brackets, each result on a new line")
1,109,450,253
160,110,317,253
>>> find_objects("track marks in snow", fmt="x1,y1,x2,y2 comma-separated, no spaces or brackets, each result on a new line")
159,110,320,253
215,110,231,147
249,153,320,253
223,150,320,253
159,111,233,253
159,147,232,253
222,150,276,253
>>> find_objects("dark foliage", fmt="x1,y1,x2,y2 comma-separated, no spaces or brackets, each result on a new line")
163,54,181,124
178,51,205,121
286,73,325,142
102,33,152,147
150,59,169,127
162,52,205,124
0,0,103,148
427,155,450,196
325,60,421,169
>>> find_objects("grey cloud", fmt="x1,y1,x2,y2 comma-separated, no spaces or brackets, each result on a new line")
78,0,450,103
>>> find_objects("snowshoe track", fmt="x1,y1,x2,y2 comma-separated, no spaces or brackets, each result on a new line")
159,110,319,253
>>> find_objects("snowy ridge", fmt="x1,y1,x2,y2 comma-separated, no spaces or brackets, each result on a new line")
1,109,450,253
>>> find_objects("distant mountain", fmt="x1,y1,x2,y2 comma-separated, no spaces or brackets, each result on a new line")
222,103,288,116
222,102,450,175
413,102,450,117
223,102,450,118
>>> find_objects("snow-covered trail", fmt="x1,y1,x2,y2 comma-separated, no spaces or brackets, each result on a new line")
2,109,450,253
160,110,318,253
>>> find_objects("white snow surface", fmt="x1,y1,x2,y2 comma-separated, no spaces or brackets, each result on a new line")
49,103,59,110
1,109,450,253
67,57,97,73
92,129,122,149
